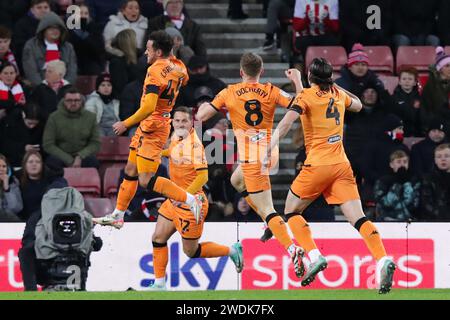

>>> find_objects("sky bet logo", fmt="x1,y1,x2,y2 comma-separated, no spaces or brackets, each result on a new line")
139,243,228,289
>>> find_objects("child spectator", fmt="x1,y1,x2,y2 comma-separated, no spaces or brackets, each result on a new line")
103,0,148,55
0,26,19,72
85,73,120,136
420,143,450,221
0,62,27,120
391,67,423,137
374,150,420,222
22,12,77,86
0,154,23,222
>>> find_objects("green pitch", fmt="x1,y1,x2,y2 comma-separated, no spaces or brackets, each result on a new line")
0,289,449,300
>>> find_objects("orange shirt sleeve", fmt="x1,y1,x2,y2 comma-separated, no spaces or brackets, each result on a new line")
288,91,308,114
210,88,228,112
274,86,294,108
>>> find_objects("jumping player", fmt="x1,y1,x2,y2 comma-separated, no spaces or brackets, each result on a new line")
196,52,306,278
149,107,243,290
268,58,396,293
93,31,202,228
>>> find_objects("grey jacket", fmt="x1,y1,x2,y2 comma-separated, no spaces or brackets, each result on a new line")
22,12,78,86
0,177,23,221
35,187,93,260
85,91,120,123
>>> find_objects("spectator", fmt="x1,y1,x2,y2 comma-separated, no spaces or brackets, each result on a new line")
0,103,44,168
339,0,392,52
119,55,148,136
165,27,194,65
177,55,226,108
19,151,49,221
362,114,410,187
67,3,106,76
108,29,140,96
335,43,386,98
344,86,388,179
43,88,100,170
103,0,148,55
0,0,29,30
147,0,207,56
30,60,72,121
22,12,77,86
391,67,424,137
374,150,420,222
0,26,19,72
139,0,164,20
0,62,27,120
410,118,447,178
85,0,124,28
420,143,450,221
437,0,450,46
292,0,340,59
228,0,249,20
392,0,440,50
262,0,294,51
421,47,450,136
234,194,259,222
0,154,23,222
85,73,120,136
13,0,51,75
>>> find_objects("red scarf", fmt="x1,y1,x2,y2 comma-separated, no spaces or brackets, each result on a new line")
0,80,25,104
45,40,61,65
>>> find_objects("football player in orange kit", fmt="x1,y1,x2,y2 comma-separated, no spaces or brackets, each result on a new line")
148,107,243,290
267,57,396,294
196,52,306,278
93,30,203,228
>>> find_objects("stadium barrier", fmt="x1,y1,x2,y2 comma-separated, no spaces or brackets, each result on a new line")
0,222,449,291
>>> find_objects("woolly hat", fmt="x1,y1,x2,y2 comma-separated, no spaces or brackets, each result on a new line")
163,0,183,9
435,47,450,72
95,73,112,90
382,114,403,132
348,43,369,67
428,118,446,133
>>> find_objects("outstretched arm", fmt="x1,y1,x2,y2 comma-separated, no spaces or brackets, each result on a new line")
196,102,218,122
285,68,304,94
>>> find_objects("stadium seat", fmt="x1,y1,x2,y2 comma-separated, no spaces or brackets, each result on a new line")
97,136,131,162
445,46,450,55
75,75,97,95
365,46,394,74
305,46,347,73
396,46,436,74
64,168,101,198
103,166,123,198
403,137,425,150
377,75,398,95
84,198,114,218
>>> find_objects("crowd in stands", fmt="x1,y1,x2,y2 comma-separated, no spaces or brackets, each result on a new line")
0,0,449,223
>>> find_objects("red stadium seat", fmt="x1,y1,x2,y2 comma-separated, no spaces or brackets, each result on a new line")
64,168,101,198
103,166,123,198
403,137,425,150
396,46,436,74
97,136,131,162
305,46,347,73
84,198,114,218
365,46,394,74
75,75,97,95
377,75,399,95
445,46,450,55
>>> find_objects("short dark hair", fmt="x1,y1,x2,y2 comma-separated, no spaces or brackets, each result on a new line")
173,106,193,119
398,66,418,81
240,53,263,78
121,0,140,10
23,102,42,120
0,62,17,74
0,26,12,39
309,58,334,91
64,87,81,97
31,0,50,7
148,30,173,57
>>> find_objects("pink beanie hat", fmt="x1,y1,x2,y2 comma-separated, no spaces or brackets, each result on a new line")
348,43,369,67
435,47,450,72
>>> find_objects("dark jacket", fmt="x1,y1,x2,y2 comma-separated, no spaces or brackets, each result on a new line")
420,169,450,221
147,15,207,56
67,21,106,76
410,137,447,178
391,85,424,137
30,81,72,121
0,0,28,29
0,108,44,167
335,66,386,99
437,0,450,45
22,12,78,86
374,168,420,221
119,59,147,121
109,55,141,97
362,133,411,186
42,100,100,166
19,178,50,222
392,0,439,37
177,72,226,108
85,0,124,27
13,12,40,74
